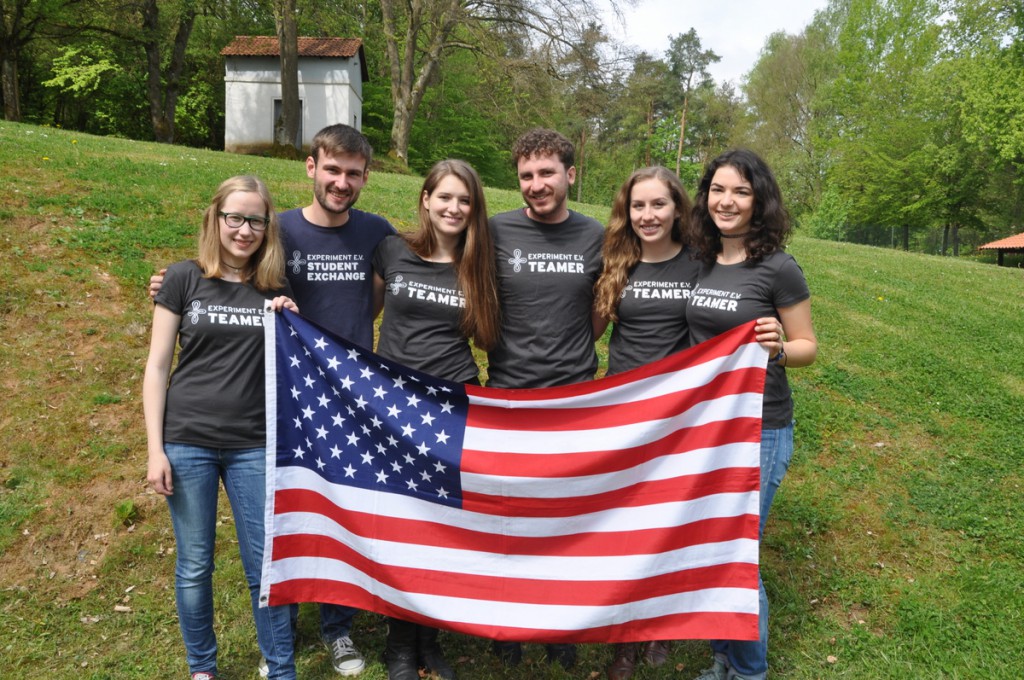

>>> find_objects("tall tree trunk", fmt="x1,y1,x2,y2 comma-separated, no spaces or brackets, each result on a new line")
675,92,689,176
1,52,20,121
274,0,300,155
902,225,909,251
952,223,960,257
576,128,586,203
141,0,196,144
941,223,949,255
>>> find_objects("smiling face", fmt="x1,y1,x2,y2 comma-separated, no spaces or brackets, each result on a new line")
629,177,679,251
307,150,368,223
517,152,575,224
423,174,471,242
707,165,755,235
218,190,267,268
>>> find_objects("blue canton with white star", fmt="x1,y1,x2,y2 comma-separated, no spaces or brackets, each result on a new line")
274,309,467,508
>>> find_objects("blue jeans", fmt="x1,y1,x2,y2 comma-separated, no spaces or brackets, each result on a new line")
710,422,794,680
164,443,295,679
288,602,358,642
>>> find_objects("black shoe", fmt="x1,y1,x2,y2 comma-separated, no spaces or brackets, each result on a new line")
385,618,420,680
418,626,457,679
545,643,577,670
491,640,523,667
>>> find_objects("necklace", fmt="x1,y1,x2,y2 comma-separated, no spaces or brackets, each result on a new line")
719,231,750,239
221,260,244,272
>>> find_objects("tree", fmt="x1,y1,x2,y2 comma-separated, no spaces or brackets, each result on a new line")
377,0,606,167
272,0,300,156
664,29,719,175
1,0,81,120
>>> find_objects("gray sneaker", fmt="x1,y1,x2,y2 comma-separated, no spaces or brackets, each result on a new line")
693,658,727,680
327,635,365,676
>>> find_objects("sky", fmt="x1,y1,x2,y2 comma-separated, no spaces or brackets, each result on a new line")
602,0,831,86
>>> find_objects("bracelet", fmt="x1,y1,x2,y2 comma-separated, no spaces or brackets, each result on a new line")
769,347,786,365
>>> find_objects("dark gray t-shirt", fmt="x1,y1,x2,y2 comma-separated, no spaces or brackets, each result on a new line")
486,209,604,388
279,207,396,348
155,260,292,448
685,250,810,428
607,247,702,376
371,235,478,383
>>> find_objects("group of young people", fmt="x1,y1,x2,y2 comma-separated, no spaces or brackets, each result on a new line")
143,123,817,680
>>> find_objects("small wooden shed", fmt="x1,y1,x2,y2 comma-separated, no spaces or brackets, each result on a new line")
978,232,1024,266
221,36,368,154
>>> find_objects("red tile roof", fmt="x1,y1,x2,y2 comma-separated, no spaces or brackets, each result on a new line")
979,232,1024,250
221,36,363,58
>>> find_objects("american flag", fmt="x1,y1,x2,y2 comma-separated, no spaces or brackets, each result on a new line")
260,309,765,643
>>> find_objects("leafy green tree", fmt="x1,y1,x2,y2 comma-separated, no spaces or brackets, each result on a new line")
664,29,719,175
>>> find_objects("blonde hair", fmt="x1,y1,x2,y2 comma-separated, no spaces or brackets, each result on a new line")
406,160,501,351
196,175,287,292
594,166,692,322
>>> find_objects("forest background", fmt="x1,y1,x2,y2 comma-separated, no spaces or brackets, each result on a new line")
3,0,1023,259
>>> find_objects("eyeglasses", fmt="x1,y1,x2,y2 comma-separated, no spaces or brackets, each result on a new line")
219,212,269,231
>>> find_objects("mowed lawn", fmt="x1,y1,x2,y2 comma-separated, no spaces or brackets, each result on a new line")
1,121,1022,679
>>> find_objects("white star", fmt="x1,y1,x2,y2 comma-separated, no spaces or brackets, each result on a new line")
301,406,315,421
390,460,402,473
315,336,328,350
440,401,454,414
303,346,311,357
289,355,301,368
332,413,345,428
403,453,415,465
435,430,450,444
437,487,449,499
361,451,374,465
360,424,371,436
316,366,326,378
317,393,330,408
426,385,438,396
393,376,407,389
347,349,360,360
370,415,382,429
330,445,343,459
434,461,447,473
303,374,315,388
315,425,328,440
440,385,452,392
420,470,433,482
315,457,326,470
386,435,399,447
417,442,430,456
373,385,388,399
406,394,421,408
340,376,354,390
327,356,341,370
305,437,313,449
290,386,301,400
401,423,415,438
376,443,387,454
406,479,419,491
292,416,302,429
375,470,389,484
420,412,436,426
346,432,360,446
354,396,368,410
360,366,374,381
387,405,401,418
343,464,357,478
346,405,356,416
292,446,305,459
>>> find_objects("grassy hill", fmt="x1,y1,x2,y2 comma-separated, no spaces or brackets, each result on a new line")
1,121,1022,679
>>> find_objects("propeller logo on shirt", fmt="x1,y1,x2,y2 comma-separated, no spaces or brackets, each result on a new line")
508,249,527,273
388,275,407,296
187,300,208,324
288,250,307,274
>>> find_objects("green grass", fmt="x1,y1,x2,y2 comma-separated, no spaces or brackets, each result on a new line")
1,120,1023,678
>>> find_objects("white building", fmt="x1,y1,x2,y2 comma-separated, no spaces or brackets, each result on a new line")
221,36,367,154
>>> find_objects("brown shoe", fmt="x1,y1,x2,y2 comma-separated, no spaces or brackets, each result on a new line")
641,640,671,667
607,643,641,680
